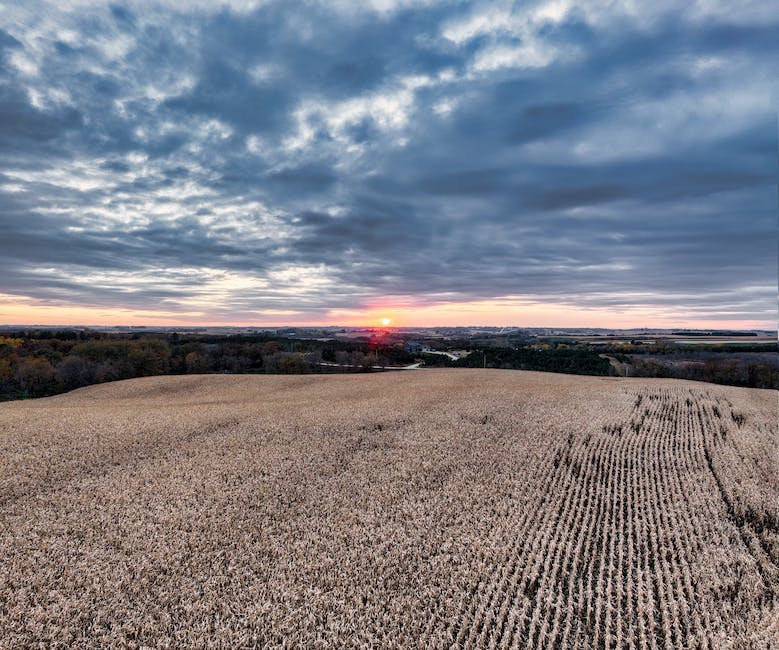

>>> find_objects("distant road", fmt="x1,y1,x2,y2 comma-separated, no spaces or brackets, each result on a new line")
421,349,461,360
318,361,422,370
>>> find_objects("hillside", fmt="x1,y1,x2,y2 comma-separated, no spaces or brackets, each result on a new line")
0,370,776,648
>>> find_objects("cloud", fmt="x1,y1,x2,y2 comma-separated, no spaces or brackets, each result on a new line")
0,0,776,325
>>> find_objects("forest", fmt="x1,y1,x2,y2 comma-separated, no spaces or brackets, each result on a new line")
0,330,775,400
0,330,418,400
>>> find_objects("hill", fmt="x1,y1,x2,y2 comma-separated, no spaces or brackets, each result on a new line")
0,370,776,648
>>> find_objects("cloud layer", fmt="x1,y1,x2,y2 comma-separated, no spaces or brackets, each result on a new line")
0,1,776,325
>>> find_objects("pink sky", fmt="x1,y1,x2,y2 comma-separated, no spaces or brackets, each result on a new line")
0,297,772,330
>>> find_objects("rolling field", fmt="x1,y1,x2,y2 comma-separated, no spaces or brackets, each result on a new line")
0,370,776,648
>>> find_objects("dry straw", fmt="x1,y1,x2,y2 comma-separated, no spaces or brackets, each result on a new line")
0,370,776,647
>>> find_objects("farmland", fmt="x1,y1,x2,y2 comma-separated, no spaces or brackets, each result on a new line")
0,370,776,648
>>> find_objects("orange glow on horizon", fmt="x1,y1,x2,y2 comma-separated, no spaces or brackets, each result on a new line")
324,298,774,331
0,294,772,330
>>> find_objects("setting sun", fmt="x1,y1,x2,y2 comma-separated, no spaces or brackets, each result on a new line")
380,317,392,327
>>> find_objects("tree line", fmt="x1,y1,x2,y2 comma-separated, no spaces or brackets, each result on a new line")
0,331,417,400
0,330,775,401
422,346,613,376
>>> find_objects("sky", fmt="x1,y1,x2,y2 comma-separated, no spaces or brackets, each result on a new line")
0,0,776,328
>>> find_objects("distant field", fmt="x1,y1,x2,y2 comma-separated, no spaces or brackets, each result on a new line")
673,340,777,345
0,370,776,648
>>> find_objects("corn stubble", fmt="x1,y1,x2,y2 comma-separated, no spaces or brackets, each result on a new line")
0,369,776,648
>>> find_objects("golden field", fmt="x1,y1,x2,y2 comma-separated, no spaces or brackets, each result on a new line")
0,370,776,648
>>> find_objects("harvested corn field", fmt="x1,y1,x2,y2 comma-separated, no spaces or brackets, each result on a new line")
0,370,777,648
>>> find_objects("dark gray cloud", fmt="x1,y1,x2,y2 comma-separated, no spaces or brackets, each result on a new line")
0,0,776,324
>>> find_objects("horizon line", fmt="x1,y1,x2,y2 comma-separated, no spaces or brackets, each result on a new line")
1,323,776,333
